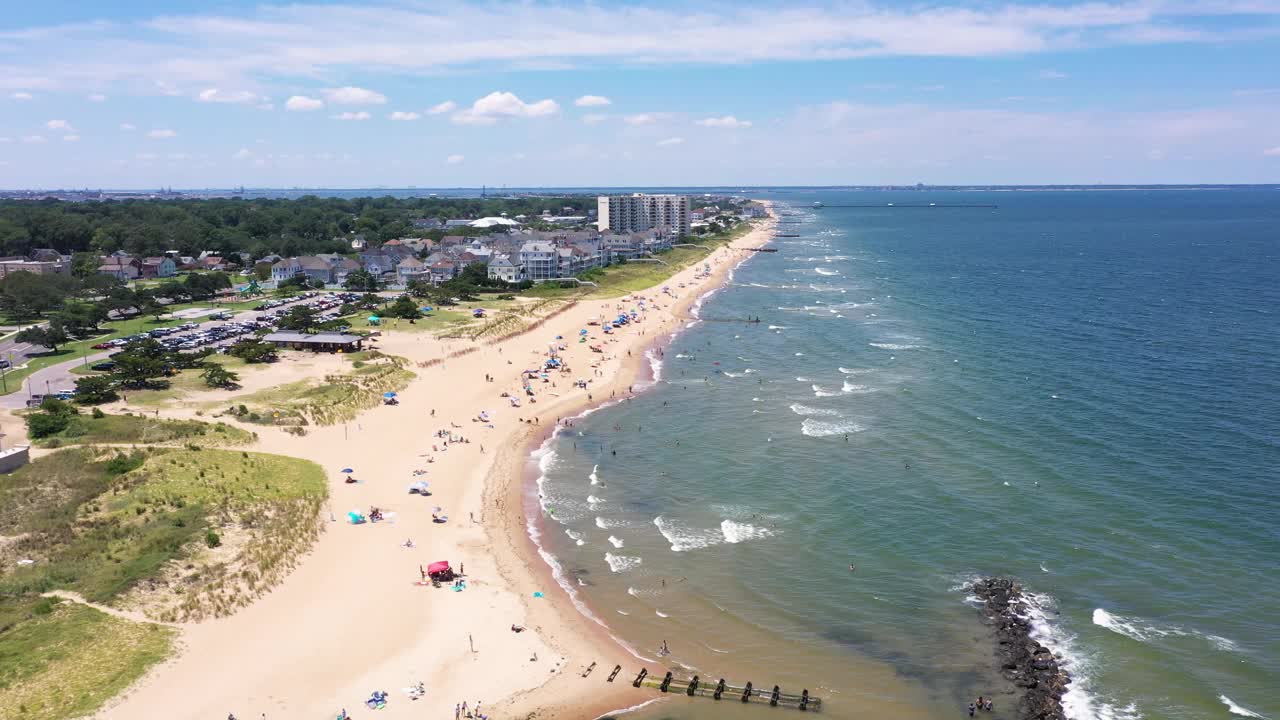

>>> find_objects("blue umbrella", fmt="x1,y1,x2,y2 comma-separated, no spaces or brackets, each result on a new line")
341,468,354,474
383,391,397,398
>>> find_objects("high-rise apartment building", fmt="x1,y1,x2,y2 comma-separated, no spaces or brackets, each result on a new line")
597,193,691,236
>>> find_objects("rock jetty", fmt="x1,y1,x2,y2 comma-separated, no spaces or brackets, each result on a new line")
972,578,1070,720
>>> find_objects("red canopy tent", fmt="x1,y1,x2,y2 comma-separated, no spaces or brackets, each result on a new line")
427,561,451,576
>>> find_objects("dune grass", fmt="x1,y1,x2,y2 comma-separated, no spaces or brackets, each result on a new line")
0,446,327,621
0,599,174,720
224,351,414,426
34,412,253,449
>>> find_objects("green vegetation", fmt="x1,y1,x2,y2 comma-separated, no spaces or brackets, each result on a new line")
224,351,413,426
28,407,252,448
0,599,174,720
0,196,593,259
1,446,327,621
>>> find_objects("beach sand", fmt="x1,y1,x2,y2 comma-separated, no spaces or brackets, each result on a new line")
94,210,777,720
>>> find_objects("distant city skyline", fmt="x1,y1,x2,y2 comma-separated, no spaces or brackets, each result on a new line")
2,0,1279,188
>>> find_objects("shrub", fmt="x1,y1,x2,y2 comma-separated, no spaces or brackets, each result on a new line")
105,452,145,476
91,407,106,419
26,411,71,438
205,530,221,548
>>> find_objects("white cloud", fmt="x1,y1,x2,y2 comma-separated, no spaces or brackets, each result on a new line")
389,111,421,121
22,135,47,144
0,2,1274,98
87,93,107,102
427,100,457,115
10,92,33,101
46,119,75,131
624,113,662,126
62,134,80,142
323,86,387,105
120,123,136,131
697,115,752,129
657,137,684,146
582,113,607,125
445,154,465,164
332,111,371,120
575,95,611,107
232,148,254,160
148,128,177,138
452,91,559,125
1263,146,1280,156
285,95,324,111
1039,69,1069,79
198,88,261,104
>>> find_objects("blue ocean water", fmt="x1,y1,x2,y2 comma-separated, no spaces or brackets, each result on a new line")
534,189,1280,720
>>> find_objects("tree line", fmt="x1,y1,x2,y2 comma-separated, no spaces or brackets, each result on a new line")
0,195,592,259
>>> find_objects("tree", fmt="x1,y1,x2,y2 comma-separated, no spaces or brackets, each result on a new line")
56,300,108,338
70,252,100,278
201,363,239,389
227,339,278,363
385,295,422,319
16,321,69,352
406,278,433,298
344,269,381,292
276,305,319,333
74,374,119,405
110,338,171,388
0,272,79,320
25,397,79,438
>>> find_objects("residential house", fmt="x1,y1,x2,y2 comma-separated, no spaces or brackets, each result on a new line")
28,249,71,272
518,241,557,281
487,255,521,283
396,257,427,283
0,258,64,276
201,256,227,271
359,251,397,277
412,218,443,230
429,259,457,285
330,257,362,284
270,257,303,283
296,256,335,285
443,219,472,229
141,256,177,278
98,256,140,281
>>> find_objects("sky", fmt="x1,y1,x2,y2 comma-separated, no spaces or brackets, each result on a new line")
1,0,1279,188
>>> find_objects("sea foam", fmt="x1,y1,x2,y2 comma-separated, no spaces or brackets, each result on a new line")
605,553,643,573
801,418,866,436
1092,609,1240,652
1220,695,1267,718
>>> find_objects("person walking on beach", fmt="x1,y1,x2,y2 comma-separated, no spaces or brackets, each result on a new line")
967,702,976,717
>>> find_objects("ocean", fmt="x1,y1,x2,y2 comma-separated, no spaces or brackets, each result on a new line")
529,189,1280,720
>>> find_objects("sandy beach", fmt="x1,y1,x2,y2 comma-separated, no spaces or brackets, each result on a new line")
90,209,776,720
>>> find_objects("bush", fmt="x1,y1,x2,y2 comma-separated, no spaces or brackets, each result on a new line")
26,411,71,438
104,452,145,476
91,407,106,419
205,530,221,548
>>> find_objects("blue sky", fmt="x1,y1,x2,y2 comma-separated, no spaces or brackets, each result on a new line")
1,0,1279,188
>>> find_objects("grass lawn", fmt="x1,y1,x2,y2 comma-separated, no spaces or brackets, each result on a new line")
348,308,474,334
0,315,190,397
33,412,253,449
0,599,174,720
1,446,326,623
103,355,259,407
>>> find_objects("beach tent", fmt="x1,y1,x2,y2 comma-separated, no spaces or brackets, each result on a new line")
368,315,381,325
428,561,451,575
407,481,429,494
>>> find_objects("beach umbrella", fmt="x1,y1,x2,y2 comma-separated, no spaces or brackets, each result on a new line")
427,560,451,574
341,468,354,474
383,391,397,398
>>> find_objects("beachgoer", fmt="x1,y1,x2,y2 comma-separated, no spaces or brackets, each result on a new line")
849,564,856,572
985,700,993,711
978,696,984,711
968,703,976,717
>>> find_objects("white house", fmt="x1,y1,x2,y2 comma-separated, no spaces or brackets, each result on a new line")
487,255,522,283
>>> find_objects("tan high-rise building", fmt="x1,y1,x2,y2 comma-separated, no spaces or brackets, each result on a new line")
597,193,691,236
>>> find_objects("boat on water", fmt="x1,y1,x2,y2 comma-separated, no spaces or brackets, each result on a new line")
812,201,823,208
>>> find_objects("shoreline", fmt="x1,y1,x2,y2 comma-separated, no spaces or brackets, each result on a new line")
87,208,776,720
484,211,778,719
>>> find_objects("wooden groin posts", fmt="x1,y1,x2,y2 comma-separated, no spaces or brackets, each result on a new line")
610,664,822,711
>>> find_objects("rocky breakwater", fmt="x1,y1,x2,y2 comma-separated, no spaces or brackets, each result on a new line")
972,578,1070,720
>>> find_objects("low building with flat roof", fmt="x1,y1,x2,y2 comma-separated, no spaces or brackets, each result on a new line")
263,331,364,353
